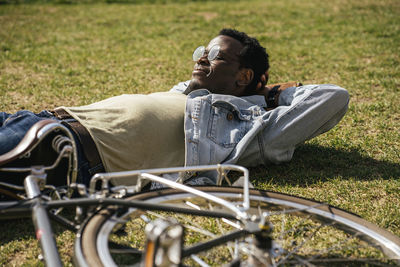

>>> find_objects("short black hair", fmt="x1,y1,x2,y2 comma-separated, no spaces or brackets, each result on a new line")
219,28,269,95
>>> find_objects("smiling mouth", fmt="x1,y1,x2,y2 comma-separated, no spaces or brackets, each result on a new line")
193,69,206,75
193,65,210,76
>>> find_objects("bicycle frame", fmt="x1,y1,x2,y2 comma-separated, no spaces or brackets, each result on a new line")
0,164,257,266
2,164,400,266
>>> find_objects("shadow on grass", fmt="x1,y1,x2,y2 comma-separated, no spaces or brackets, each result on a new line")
0,218,36,245
0,211,74,246
250,143,400,186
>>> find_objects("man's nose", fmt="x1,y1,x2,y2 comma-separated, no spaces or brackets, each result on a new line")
197,54,209,65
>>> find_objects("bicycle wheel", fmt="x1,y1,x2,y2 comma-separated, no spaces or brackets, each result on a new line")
75,187,400,266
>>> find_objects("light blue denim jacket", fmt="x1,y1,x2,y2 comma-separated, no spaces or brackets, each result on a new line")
170,81,349,171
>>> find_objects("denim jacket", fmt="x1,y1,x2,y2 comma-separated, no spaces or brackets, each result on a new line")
171,81,349,170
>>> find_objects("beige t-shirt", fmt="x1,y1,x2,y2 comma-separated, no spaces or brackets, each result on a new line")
61,92,186,174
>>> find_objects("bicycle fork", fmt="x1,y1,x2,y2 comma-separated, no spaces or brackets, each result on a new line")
24,170,62,267
140,217,275,267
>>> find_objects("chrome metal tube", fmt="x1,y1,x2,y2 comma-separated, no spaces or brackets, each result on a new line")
140,173,248,220
32,201,62,267
89,164,251,213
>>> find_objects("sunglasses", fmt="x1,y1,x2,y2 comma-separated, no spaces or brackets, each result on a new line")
192,45,221,62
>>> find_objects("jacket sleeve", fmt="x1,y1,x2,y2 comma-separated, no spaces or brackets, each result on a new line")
259,84,349,164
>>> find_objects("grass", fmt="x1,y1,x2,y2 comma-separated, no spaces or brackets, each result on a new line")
0,0,399,265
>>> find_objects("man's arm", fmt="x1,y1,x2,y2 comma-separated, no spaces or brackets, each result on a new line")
258,81,302,110
256,84,349,164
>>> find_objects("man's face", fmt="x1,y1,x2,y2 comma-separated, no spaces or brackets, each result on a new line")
186,35,244,96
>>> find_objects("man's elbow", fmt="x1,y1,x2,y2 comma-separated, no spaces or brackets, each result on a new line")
266,147,295,164
328,85,350,121
323,84,350,108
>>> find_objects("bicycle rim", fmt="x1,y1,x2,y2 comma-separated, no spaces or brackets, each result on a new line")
75,187,400,266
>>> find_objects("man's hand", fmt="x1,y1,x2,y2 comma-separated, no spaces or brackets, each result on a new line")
254,70,301,110
255,71,268,92
258,80,302,110
254,70,280,110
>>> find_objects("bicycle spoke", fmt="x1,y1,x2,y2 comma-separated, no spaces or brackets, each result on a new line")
292,254,316,267
108,241,142,255
190,254,210,267
276,214,314,239
185,200,201,210
307,232,361,261
181,221,217,238
144,209,218,238
277,223,325,265
310,241,389,263
209,202,235,259
268,203,327,216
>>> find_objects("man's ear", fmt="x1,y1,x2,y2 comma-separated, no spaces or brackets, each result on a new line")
237,68,254,86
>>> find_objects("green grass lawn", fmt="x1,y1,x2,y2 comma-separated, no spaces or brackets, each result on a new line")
0,0,399,265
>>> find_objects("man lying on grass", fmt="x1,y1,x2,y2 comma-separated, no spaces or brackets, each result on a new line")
0,28,349,186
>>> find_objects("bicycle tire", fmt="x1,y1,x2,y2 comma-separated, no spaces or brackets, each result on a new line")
75,187,400,266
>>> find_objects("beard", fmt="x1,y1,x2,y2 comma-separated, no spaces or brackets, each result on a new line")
184,79,203,95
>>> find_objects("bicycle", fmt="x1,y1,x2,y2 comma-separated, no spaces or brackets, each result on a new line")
1,120,400,266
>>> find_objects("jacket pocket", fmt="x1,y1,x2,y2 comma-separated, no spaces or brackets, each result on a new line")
206,104,250,148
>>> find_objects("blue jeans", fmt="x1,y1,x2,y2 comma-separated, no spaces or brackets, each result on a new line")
0,110,93,185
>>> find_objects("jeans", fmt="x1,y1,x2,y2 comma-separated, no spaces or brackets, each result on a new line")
0,110,94,186
0,110,55,154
